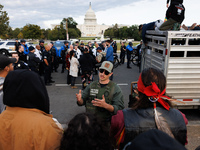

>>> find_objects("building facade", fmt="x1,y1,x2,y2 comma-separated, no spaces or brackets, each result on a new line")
77,3,109,37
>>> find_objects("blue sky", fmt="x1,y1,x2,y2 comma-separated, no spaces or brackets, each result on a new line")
1,0,199,29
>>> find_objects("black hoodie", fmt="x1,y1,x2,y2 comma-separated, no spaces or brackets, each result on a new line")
3,70,50,114
166,0,185,23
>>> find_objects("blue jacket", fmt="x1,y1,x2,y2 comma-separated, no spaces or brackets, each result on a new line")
59,45,68,57
106,46,114,62
22,44,29,55
126,45,133,52
142,22,155,44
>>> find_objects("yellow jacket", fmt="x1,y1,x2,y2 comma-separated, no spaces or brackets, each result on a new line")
0,107,63,150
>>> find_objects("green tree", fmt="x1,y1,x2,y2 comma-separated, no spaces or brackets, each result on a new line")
13,28,21,38
18,32,23,39
0,4,10,37
22,24,42,39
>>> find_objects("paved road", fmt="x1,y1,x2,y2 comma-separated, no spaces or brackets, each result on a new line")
46,61,200,150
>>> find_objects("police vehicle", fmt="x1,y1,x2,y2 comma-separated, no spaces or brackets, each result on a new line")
0,40,35,56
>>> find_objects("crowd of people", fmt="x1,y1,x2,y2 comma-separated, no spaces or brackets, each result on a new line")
1,0,200,149
9,38,142,88
0,58,196,149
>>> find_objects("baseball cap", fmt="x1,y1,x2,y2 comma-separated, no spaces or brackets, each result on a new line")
0,55,16,69
64,41,69,44
29,46,35,51
96,47,102,51
99,61,113,73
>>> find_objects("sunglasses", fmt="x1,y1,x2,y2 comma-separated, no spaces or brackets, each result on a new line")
99,69,110,75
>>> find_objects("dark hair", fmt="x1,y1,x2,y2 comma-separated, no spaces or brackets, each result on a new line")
69,50,74,60
59,113,112,150
106,40,111,43
132,68,172,109
139,24,143,32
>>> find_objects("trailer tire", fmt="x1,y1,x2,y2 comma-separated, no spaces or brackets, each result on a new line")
0,49,9,56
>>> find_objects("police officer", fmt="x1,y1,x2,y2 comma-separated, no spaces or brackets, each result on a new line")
50,42,59,72
43,44,54,86
20,39,29,62
27,46,41,73
59,41,69,73
12,52,29,70
39,39,45,52
76,61,124,125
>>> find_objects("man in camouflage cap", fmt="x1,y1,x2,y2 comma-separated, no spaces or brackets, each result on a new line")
76,61,124,124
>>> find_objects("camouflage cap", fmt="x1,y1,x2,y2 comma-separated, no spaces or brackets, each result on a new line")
99,61,113,73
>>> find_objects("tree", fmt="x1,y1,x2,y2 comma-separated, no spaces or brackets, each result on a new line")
13,28,21,38
0,4,10,37
22,24,42,39
18,32,23,39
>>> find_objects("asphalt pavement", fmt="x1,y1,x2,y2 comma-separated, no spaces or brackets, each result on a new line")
46,61,200,150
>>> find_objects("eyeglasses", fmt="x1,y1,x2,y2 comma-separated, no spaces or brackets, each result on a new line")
99,69,110,75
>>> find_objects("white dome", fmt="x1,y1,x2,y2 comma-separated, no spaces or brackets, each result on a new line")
85,5,96,18
84,3,97,24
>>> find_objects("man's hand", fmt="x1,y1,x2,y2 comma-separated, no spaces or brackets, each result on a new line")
92,95,107,108
76,90,83,105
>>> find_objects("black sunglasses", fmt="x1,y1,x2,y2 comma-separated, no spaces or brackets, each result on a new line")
99,69,110,75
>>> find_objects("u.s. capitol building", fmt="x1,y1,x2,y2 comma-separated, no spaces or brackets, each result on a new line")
77,3,109,37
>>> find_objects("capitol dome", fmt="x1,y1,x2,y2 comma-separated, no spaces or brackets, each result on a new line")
84,3,97,25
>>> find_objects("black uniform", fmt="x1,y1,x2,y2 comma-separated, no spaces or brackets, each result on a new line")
120,45,126,64
15,42,21,52
13,61,29,70
61,46,68,73
27,52,41,73
43,50,52,84
50,47,58,72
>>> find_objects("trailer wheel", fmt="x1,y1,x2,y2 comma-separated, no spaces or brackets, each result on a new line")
0,49,9,56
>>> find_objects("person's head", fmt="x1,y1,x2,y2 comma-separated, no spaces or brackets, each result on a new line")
83,48,89,53
0,55,16,78
11,52,19,63
59,113,112,150
125,129,187,150
80,43,84,47
45,44,51,52
50,42,54,46
95,43,99,48
106,40,111,47
99,61,113,83
29,46,35,53
3,70,50,114
139,24,143,32
129,42,133,46
140,40,143,45
0,55,16,77
132,68,172,109
39,39,44,46
75,41,79,46
15,39,18,42
74,45,78,50
18,45,24,53
69,44,73,50
70,50,75,59
121,42,125,46
20,39,26,45
64,41,69,46
96,47,102,53
88,42,92,47
36,45,40,50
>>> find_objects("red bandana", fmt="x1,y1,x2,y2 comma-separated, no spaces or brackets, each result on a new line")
137,75,170,110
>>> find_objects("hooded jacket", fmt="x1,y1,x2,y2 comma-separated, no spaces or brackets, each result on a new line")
166,0,185,23
0,70,63,150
